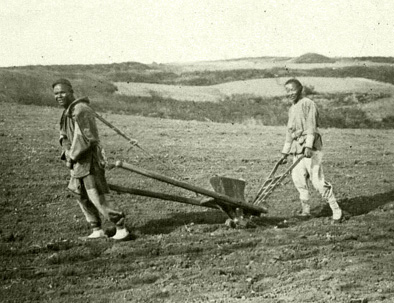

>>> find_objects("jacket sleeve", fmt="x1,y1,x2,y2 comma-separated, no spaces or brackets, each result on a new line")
59,113,71,160
304,101,319,149
69,104,100,161
281,109,293,154
281,130,292,154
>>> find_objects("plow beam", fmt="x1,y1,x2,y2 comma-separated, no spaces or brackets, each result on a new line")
115,160,267,216
109,184,219,209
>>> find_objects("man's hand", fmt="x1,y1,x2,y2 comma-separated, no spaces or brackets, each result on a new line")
66,160,74,169
278,153,288,165
65,150,74,169
303,147,313,158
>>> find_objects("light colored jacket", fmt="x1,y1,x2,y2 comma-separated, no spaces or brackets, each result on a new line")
281,97,322,155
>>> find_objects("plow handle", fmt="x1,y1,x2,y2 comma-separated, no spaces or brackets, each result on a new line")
252,159,283,203
253,155,305,204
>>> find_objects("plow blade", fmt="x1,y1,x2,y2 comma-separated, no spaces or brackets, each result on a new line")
210,176,246,202
115,161,267,217
209,176,247,219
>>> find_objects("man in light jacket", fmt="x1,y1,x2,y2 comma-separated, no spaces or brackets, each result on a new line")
280,78,343,222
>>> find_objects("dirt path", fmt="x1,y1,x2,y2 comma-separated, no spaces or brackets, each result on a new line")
1,102,394,302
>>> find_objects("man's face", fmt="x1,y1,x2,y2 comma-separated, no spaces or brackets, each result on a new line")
53,84,74,108
285,83,302,103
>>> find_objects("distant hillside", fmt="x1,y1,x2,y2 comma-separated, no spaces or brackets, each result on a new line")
2,57,394,128
290,53,336,64
352,57,394,64
207,56,291,63
4,61,153,73
114,77,394,102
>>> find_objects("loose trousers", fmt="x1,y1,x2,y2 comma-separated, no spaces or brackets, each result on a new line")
75,175,125,229
291,151,336,204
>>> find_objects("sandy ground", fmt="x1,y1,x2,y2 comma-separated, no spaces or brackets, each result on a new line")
1,102,394,302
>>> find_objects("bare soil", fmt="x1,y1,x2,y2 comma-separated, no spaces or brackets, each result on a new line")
1,102,394,303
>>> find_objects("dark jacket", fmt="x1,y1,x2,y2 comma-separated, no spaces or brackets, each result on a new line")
59,97,105,178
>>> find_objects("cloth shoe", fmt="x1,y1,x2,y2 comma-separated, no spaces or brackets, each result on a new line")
111,227,130,241
87,228,107,239
329,200,343,223
332,208,343,223
299,200,311,217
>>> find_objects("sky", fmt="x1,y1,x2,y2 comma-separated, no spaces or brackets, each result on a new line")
1,0,393,67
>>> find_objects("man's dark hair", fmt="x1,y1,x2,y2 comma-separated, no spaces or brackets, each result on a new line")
52,78,73,89
285,78,303,91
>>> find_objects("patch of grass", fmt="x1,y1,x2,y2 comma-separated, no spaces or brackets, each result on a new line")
169,69,276,85
352,56,394,64
303,84,317,96
314,92,392,113
0,66,119,108
160,65,394,87
303,65,394,86
93,93,394,129
93,94,289,125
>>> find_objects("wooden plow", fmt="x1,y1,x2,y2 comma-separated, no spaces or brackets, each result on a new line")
92,108,303,227
108,158,303,227
109,161,266,227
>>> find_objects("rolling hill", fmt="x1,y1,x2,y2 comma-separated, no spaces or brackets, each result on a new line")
1,53,394,128
290,53,336,64
114,77,394,101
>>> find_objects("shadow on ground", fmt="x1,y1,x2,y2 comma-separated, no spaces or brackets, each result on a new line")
136,190,394,235
137,210,229,235
312,189,394,218
137,209,288,235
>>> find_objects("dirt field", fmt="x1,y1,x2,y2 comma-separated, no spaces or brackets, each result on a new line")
1,101,394,303
115,77,394,102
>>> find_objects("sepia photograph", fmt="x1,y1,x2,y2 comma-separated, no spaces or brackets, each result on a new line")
1,0,394,302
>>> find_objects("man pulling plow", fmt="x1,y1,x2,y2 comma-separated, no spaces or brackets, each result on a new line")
54,79,131,241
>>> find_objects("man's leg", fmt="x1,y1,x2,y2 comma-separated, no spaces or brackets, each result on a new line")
69,176,106,238
291,154,311,216
309,151,342,221
83,175,130,240
76,195,107,238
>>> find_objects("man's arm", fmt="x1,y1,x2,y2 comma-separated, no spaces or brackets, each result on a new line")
281,106,293,155
281,130,292,155
303,100,319,158
304,101,318,149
